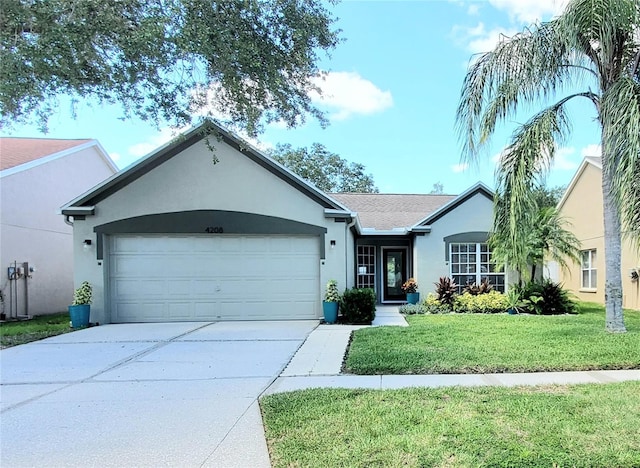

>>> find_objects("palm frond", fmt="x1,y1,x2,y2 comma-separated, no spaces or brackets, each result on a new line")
601,75,640,245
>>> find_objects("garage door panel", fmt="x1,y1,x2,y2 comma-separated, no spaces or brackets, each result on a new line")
168,302,192,319
109,235,320,322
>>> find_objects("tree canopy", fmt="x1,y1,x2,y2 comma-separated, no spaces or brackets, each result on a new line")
269,143,379,193
457,0,640,332
0,0,340,134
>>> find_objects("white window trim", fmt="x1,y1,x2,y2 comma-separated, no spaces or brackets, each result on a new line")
449,242,504,292
580,249,597,291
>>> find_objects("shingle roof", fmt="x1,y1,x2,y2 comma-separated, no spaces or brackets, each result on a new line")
330,193,457,230
0,138,92,171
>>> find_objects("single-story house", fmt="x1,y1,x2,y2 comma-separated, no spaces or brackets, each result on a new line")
0,137,118,318
551,157,639,310
61,123,503,324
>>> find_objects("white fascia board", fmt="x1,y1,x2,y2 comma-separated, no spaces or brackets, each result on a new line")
556,157,601,211
359,228,409,236
0,140,107,178
324,209,356,218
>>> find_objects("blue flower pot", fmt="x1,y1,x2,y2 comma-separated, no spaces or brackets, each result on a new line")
322,301,339,324
406,292,420,305
69,304,90,328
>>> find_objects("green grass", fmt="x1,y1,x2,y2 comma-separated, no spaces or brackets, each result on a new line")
261,382,640,467
345,302,640,374
0,313,72,348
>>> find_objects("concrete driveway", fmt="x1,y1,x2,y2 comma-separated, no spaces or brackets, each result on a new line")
1,320,317,467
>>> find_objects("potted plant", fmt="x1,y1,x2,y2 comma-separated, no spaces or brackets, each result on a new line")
322,279,340,324
69,281,92,328
402,278,420,304
505,288,521,315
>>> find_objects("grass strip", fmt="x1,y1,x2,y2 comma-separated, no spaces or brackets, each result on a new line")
0,313,72,348
345,303,640,374
262,382,640,468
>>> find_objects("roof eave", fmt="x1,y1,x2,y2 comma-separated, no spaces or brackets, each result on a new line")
61,206,95,216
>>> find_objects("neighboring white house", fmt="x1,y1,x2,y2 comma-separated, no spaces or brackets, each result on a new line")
61,122,499,324
0,138,118,318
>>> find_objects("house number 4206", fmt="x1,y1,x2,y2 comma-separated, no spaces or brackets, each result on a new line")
205,227,224,233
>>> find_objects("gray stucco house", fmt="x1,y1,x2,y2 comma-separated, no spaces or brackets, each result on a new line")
61,123,500,324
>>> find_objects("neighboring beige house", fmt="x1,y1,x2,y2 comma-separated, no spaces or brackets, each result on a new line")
0,138,118,318
61,122,501,324
554,157,639,310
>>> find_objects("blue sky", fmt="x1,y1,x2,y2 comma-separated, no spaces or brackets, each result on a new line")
4,0,602,195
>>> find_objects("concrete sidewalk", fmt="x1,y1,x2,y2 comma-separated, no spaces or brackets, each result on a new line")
266,306,640,395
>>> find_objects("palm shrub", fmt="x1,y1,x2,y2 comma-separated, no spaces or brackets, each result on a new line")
515,280,576,315
340,288,376,324
434,277,457,310
464,279,493,295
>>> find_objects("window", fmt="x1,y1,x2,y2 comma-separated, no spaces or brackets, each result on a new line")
450,243,504,292
357,245,376,289
581,249,597,289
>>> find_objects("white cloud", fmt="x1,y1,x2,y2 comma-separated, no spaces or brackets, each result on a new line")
581,144,601,158
552,146,579,171
310,71,393,121
452,163,469,173
109,152,121,162
488,0,568,23
128,127,179,158
455,22,518,54
467,4,480,16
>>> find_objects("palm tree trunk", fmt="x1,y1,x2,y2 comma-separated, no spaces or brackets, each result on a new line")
602,155,627,333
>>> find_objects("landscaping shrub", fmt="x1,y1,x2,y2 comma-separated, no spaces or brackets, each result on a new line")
515,279,577,315
341,288,376,324
434,277,457,310
398,303,427,315
399,293,450,315
453,290,508,313
463,278,493,295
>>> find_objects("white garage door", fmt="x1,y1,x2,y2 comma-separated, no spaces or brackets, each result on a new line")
109,235,320,322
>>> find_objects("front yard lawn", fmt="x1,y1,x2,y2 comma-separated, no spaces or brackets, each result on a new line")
345,302,640,374
0,313,71,348
261,382,640,467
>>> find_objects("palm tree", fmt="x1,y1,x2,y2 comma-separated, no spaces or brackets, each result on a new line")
457,0,640,332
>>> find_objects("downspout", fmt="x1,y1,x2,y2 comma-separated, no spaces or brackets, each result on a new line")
345,215,357,290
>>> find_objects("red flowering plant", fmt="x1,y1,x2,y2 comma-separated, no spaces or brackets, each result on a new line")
401,278,418,294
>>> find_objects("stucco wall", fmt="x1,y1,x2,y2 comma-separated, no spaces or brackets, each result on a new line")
73,139,349,323
0,145,116,316
414,193,495,294
557,164,639,309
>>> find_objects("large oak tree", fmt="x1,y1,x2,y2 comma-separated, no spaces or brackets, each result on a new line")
269,143,378,193
0,0,340,134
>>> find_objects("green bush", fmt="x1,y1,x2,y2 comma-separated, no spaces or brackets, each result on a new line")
341,288,376,324
423,293,451,314
515,280,577,315
400,294,452,315
399,303,427,315
453,290,508,314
